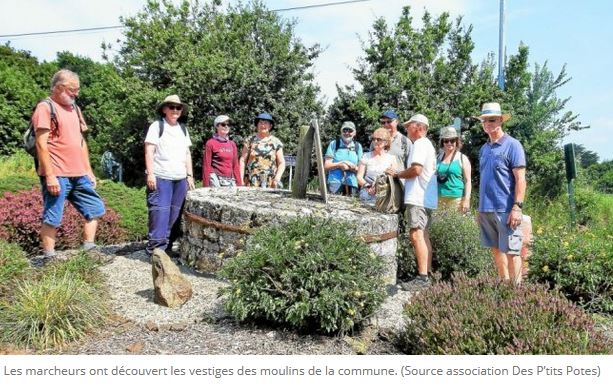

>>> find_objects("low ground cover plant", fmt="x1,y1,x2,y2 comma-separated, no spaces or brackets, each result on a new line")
96,180,148,241
0,187,126,254
220,216,386,335
399,274,610,354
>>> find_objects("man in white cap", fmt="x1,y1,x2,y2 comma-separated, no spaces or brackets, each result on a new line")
388,113,437,288
477,102,526,284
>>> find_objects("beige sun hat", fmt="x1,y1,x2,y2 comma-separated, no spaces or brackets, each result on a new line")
477,102,511,122
157,95,189,118
403,113,429,128
440,126,459,139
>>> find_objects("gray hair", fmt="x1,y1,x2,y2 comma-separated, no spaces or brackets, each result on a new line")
50,69,79,92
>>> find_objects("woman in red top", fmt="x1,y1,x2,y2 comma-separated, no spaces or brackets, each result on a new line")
202,115,242,187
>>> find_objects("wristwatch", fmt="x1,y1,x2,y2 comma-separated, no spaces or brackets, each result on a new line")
514,201,523,209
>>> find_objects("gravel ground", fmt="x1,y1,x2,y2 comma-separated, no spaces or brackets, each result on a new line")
50,245,403,355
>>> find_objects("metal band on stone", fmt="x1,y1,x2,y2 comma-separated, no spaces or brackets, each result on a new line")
184,211,397,244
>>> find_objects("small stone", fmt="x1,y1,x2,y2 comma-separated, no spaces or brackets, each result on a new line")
169,323,188,331
145,321,159,331
126,341,144,353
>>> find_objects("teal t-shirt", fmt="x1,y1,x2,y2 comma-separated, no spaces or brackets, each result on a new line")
325,139,363,188
437,153,464,198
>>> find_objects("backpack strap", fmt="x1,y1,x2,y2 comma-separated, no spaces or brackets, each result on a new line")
158,118,165,137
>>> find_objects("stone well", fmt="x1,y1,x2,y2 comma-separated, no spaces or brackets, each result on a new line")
180,187,399,285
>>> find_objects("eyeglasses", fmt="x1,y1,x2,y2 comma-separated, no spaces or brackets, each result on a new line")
342,128,354,133
63,85,80,93
167,105,183,111
442,139,456,144
484,118,499,123
372,137,386,143
218,122,231,128
380,120,393,125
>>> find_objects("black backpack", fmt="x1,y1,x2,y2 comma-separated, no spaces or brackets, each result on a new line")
334,137,362,155
23,98,57,156
156,118,187,138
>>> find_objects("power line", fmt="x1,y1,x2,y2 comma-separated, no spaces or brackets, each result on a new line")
0,0,371,39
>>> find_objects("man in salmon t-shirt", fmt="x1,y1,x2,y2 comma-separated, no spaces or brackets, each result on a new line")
32,69,106,260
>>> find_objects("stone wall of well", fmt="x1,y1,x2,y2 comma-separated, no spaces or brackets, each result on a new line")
180,187,399,284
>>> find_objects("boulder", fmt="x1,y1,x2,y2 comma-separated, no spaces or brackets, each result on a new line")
152,248,193,308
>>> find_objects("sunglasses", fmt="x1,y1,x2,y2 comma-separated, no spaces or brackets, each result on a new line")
380,120,393,125
372,137,386,143
218,122,231,128
342,128,354,133
442,139,456,144
484,118,499,123
167,105,183,111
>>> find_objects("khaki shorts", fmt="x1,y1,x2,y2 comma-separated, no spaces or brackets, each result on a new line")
479,212,523,255
406,204,433,230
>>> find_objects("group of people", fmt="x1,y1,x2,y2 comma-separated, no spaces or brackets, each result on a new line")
323,105,526,286
32,68,526,287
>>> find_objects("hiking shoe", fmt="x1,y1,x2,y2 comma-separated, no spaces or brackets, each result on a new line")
399,275,430,291
84,247,115,265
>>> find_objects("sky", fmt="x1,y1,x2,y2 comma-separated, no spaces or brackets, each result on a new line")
1,0,611,160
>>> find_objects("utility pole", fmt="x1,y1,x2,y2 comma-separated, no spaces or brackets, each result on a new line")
498,0,506,90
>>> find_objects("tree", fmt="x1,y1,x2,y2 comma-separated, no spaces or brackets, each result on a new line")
0,44,55,155
503,44,587,198
108,0,323,182
573,144,599,169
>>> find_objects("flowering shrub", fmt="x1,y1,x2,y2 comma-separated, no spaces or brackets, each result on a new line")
399,274,610,354
397,211,492,280
530,225,612,314
220,216,386,335
0,187,126,253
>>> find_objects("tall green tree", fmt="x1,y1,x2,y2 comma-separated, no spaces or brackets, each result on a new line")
503,44,587,198
109,0,323,181
0,44,55,155
325,7,500,155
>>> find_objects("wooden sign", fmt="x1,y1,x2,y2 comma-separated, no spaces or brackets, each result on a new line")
290,119,328,203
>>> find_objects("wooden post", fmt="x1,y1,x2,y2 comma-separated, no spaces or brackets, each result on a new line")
291,125,313,199
312,119,328,203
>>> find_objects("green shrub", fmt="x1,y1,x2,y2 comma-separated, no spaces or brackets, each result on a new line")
220,216,386,335
0,240,31,296
0,150,37,180
0,175,39,196
399,274,610,354
397,211,493,280
530,225,612,314
0,267,109,350
43,251,105,289
96,180,147,241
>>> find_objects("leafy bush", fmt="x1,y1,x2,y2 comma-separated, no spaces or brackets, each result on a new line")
0,174,38,196
0,265,109,350
0,187,126,254
43,251,106,290
399,274,611,354
530,225,612,314
220,216,386,335
397,211,493,280
0,150,37,179
0,240,31,296
96,180,147,241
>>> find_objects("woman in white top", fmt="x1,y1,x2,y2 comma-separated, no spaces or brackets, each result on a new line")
144,95,195,257
357,127,402,204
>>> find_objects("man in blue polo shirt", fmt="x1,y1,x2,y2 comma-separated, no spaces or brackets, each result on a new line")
477,102,527,284
324,121,363,196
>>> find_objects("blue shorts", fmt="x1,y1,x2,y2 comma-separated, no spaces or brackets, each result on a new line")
41,176,106,227
479,212,523,255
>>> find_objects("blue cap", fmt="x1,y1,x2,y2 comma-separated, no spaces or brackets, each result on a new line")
254,112,274,126
380,110,398,120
